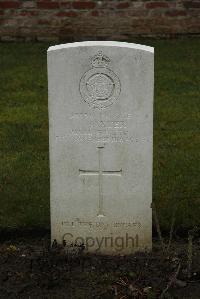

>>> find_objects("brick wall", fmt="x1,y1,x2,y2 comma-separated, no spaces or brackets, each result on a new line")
0,0,199,41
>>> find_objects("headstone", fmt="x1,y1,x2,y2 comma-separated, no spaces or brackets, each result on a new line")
48,41,154,254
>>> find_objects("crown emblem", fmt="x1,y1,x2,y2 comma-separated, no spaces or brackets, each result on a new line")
80,52,121,109
91,51,110,68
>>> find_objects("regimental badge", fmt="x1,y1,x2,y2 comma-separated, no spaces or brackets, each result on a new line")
79,51,121,109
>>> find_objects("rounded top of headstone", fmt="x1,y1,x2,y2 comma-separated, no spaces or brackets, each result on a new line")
47,41,154,53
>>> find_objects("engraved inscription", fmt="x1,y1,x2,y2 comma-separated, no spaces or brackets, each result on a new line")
56,130,146,144
56,112,140,143
69,112,132,120
61,219,142,229
80,51,121,109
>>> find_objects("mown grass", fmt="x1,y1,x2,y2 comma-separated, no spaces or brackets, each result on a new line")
0,38,199,230
0,44,49,228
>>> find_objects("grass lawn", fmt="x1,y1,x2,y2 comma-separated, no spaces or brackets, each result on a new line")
0,38,199,231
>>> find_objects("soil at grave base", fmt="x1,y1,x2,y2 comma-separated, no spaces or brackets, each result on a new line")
0,235,200,298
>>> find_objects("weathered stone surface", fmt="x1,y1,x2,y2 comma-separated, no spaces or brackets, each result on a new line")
48,41,154,254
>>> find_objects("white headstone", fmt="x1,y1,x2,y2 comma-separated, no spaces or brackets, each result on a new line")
48,41,154,255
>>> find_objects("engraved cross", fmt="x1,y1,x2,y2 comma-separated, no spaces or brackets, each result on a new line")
79,146,122,217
